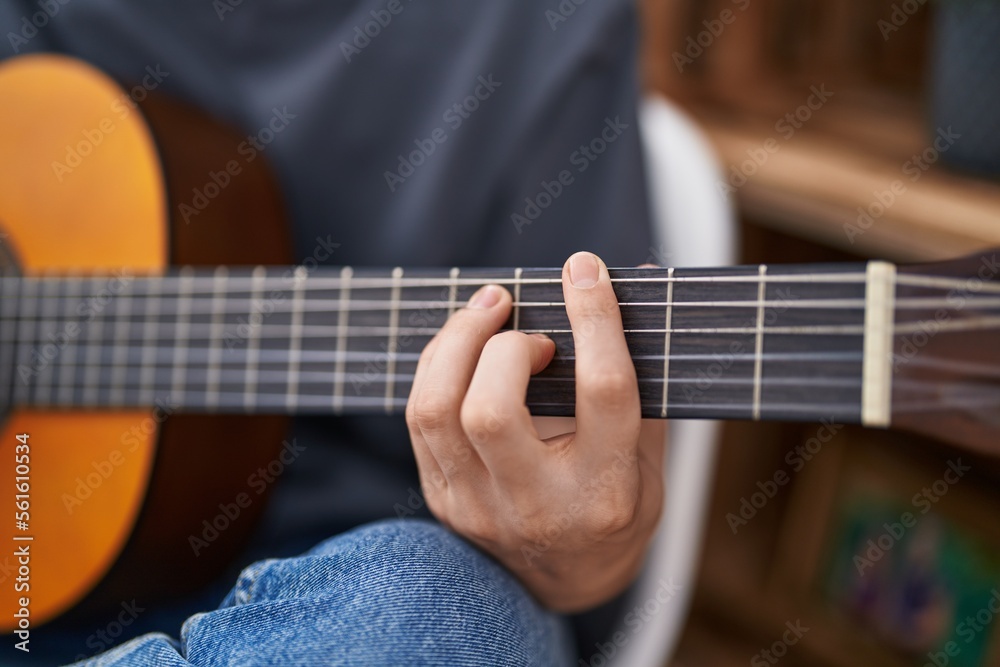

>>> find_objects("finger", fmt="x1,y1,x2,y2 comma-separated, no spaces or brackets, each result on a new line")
562,252,641,460
405,336,446,492
461,331,555,487
407,284,511,483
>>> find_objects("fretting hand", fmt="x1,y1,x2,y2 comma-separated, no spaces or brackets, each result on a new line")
405,251,666,612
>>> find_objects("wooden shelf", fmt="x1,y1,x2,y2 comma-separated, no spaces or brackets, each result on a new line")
696,103,1000,261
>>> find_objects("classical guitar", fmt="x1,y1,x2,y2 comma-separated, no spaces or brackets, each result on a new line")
1,55,998,632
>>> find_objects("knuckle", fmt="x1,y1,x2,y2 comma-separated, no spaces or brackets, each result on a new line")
580,371,637,406
460,401,509,444
409,393,455,434
586,499,639,537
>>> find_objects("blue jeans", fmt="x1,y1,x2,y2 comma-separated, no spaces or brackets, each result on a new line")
68,520,573,666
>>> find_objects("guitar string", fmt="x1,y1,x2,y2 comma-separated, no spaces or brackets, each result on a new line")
19,361,999,396
18,354,997,385
11,346,870,364
9,270,997,402
5,295,1000,316
20,378,991,412
6,315,1000,343
3,269,1000,294
22,397,867,415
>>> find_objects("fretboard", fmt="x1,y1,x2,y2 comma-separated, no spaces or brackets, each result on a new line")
1,263,893,425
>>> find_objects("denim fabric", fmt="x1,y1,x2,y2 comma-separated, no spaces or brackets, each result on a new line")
68,520,573,667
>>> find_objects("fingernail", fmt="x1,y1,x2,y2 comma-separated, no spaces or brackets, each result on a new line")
568,252,600,289
468,284,501,309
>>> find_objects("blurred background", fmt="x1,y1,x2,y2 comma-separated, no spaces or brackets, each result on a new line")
639,1,1000,666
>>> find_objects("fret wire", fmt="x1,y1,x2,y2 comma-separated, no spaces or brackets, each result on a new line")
243,266,266,413
205,266,228,411
170,268,195,406
285,266,307,412
512,267,523,331
138,276,161,406
109,280,133,406
54,275,78,406
0,275,18,411
448,267,460,317
384,267,403,415
752,265,767,421
333,266,352,414
34,276,61,406
660,268,674,419
12,277,36,407
77,277,102,407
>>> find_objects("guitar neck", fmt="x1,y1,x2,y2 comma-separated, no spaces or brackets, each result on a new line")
3,262,893,425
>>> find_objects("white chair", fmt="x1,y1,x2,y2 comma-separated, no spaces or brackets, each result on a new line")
606,95,737,667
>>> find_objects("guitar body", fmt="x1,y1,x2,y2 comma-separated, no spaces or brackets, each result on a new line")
0,55,291,630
